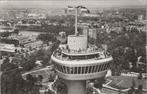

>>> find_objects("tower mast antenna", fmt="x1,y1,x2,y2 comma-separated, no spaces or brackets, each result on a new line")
75,7,78,35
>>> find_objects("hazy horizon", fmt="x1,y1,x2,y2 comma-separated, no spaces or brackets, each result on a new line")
0,0,146,9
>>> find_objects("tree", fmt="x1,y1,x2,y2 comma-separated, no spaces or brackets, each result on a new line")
37,33,56,44
24,74,40,94
124,47,137,70
13,29,19,34
22,59,36,71
38,75,43,82
1,57,10,71
0,31,11,37
127,86,135,94
36,49,45,60
135,85,143,94
1,62,25,94
21,53,37,71
94,77,105,89
1,57,18,72
0,38,19,46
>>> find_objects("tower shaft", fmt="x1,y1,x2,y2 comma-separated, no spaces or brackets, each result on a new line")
65,80,86,94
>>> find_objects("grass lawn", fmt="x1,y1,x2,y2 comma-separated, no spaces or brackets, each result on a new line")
107,76,146,90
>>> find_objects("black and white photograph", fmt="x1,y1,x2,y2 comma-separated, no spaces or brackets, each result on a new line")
0,0,146,94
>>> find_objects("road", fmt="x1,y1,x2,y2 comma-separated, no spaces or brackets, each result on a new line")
22,66,51,76
22,66,57,94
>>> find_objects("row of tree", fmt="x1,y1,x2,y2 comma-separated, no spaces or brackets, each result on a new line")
96,26,146,75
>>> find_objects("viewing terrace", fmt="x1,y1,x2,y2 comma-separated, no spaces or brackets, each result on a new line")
61,44,104,55
53,46,111,61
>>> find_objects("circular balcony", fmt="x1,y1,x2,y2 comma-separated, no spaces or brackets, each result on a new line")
51,54,113,80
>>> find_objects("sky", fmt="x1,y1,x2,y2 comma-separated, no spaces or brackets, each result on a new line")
0,0,146,9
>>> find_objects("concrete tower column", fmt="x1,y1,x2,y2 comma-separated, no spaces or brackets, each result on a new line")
65,80,86,94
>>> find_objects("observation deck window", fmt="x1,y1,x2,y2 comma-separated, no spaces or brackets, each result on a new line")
107,63,110,69
102,64,105,71
94,65,97,72
92,66,95,73
85,66,89,73
81,67,85,74
88,66,92,73
101,64,105,71
95,65,99,72
65,66,68,73
62,66,66,73
89,66,93,73
54,63,57,70
55,64,58,71
57,65,60,72
78,67,81,74
60,65,63,72
106,64,108,70
107,63,111,68
69,67,74,74
53,61,112,74
74,67,78,74
66,67,71,74
104,64,107,70
103,64,106,71
57,64,61,72
98,65,102,72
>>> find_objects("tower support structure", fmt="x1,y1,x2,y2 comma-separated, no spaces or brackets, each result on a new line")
65,80,86,94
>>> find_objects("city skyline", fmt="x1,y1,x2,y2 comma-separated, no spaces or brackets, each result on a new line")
0,0,146,9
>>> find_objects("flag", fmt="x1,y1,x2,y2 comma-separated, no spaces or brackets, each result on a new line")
67,6,74,11
67,5,90,15
77,5,90,13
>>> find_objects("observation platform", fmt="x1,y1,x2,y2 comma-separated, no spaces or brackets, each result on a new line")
51,46,113,80
52,45,111,62
61,45,103,56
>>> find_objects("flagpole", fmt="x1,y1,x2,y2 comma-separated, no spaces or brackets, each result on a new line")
75,7,78,35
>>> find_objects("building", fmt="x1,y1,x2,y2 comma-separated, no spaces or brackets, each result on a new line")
138,15,144,22
0,26,15,33
27,13,46,19
0,43,16,53
88,28,97,39
51,7,113,94
82,25,89,35
0,43,17,57
51,33,113,94
81,13,99,17
82,25,97,41
126,21,146,32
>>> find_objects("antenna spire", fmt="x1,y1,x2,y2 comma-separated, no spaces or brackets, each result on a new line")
75,7,78,35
